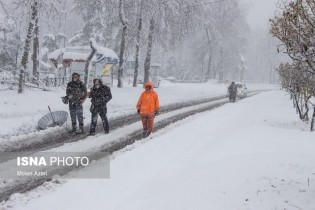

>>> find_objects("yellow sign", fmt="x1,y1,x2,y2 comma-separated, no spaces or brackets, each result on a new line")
102,64,114,76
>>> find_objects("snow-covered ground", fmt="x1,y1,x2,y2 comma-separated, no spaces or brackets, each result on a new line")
2,90,315,210
0,81,274,139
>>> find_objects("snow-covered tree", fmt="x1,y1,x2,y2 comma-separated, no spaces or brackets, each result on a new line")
0,17,22,75
18,0,38,93
271,0,315,74
160,0,249,82
271,0,315,131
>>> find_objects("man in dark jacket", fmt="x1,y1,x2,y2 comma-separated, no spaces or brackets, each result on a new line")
88,78,112,136
228,82,238,102
66,72,87,134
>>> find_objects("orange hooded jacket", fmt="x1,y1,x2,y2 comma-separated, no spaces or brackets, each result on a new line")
136,81,160,115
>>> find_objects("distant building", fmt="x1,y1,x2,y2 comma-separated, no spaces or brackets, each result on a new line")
48,46,118,87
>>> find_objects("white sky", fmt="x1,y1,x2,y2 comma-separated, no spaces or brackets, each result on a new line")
242,0,278,30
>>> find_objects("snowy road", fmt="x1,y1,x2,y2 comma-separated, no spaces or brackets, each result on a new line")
0,82,275,141
0,93,229,152
1,81,231,139
0,89,264,153
0,91,262,202
1,90,314,210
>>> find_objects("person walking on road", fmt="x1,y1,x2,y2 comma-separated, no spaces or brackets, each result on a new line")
228,81,238,102
137,81,160,138
88,79,112,136
66,72,87,134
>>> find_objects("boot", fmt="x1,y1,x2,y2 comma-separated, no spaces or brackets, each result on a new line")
69,126,77,133
76,128,84,134
104,126,109,134
142,130,148,138
88,131,95,136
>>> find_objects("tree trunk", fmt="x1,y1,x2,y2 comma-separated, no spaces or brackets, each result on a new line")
206,54,212,81
219,71,224,81
218,47,224,82
32,8,39,85
240,69,244,81
293,94,309,120
83,40,97,86
144,18,154,84
14,33,21,81
18,0,38,93
300,94,304,114
212,66,217,79
204,25,212,81
133,3,142,87
118,0,128,88
311,106,315,131
303,91,310,121
3,31,7,68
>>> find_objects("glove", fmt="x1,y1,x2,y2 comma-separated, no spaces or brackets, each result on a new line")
155,110,159,116
137,109,140,115
61,96,69,104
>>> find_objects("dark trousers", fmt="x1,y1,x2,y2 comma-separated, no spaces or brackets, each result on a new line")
90,107,109,133
69,101,84,130
229,92,236,102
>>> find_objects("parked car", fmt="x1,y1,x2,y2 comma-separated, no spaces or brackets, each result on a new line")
226,83,248,98
166,76,176,83
236,83,247,98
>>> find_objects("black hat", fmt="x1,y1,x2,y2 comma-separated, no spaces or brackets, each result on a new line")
93,78,103,85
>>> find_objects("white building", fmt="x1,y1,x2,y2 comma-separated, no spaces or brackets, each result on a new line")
48,46,118,87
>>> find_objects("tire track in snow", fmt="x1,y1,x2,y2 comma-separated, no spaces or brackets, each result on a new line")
0,91,263,202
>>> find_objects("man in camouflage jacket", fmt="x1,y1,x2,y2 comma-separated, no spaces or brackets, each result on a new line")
66,72,87,134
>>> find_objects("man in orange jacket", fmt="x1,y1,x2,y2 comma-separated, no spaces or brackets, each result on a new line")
137,81,160,138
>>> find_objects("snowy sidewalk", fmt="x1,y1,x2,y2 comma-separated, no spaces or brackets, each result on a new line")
3,90,314,210
0,82,274,138
1,81,227,138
